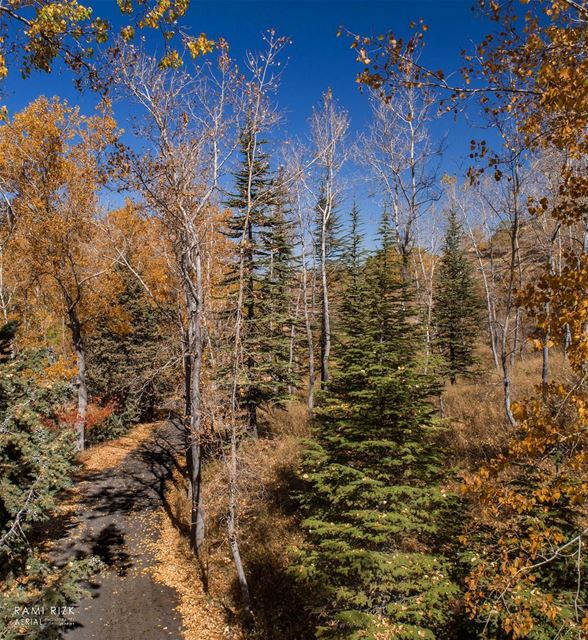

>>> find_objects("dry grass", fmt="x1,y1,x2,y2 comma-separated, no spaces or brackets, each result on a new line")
259,401,311,438
443,350,570,467
149,401,314,640
77,421,162,472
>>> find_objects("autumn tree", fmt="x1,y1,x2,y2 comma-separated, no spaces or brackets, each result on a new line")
86,201,178,436
0,96,117,450
0,0,214,87
306,90,348,389
356,75,442,282
112,42,238,552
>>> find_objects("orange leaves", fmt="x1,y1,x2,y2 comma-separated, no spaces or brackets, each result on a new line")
462,375,588,635
105,200,177,307
186,33,215,59
0,96,118,347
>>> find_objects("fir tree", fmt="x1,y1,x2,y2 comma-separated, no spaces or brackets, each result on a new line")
0,324,100,638
223,131,295,433
433,209,482,384
337,201,366,339
295,213,459,640
0,319,17,363
257,173,297,401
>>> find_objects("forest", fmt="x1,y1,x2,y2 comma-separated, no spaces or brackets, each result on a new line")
1,0,588,639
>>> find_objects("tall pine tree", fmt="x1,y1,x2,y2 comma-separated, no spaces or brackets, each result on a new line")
433,209,482,384
295,213,459,640
223,129,296,434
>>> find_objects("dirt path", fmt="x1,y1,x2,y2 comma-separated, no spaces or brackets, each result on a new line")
51,421,187,640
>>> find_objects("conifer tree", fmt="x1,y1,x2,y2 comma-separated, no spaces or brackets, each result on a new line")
296,213,459,639
337,201,365,337
433,209,482,384
258,174,297,402
0,323,99,638
224,130,295,434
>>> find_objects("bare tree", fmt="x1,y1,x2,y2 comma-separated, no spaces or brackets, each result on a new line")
222,30,288,616
305,90,348,388
286,146,318,410
357,79,442,281
112,42,239,553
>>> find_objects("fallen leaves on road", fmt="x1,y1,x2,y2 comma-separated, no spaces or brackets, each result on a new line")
148,506,243,640
77,421,162,472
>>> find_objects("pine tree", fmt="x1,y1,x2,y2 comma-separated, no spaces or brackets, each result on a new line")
223,131,295,434
334,201,366,349
433,209,482,384
257,173,297,403
0,323,100,638
0,319,17,362
295,213,459,640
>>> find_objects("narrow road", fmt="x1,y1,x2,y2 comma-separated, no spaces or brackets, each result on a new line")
51,421,187,640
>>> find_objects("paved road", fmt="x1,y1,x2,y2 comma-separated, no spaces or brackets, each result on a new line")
51,421,187,640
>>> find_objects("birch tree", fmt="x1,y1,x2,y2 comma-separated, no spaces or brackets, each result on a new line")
113,42,238,552
306,90,348,388
357,79,442,281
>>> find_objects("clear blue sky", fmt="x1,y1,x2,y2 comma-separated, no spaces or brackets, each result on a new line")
2,1,496,230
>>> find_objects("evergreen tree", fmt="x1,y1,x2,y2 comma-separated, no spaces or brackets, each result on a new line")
0,319,18,362
86,267,174,439
295,214,459,640
336,201,366,341
257,173,297,401
433,209,482,384
0,323,99,638
223,130,295,433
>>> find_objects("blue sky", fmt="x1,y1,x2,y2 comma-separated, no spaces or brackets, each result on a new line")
2,0,498,231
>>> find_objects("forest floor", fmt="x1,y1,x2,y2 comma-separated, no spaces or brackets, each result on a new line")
47,420,187,640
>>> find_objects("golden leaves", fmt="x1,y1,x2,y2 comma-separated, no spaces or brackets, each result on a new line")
158,49,182,69
186,33,215,58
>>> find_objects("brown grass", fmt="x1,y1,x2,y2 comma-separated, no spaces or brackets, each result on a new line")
442,350,571,467
149,401,314,640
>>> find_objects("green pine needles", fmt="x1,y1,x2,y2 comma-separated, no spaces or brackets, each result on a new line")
0,324,101,639
295,214,460,639
223,128,297,433
433,209,482,385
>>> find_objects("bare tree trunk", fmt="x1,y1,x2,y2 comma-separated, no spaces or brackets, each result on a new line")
227,425,252,619
500,321,517,427
512,306,522,365
183,249,206,553
542,319,550,394
287,288,301,395
500,161,522,428
319,232,331,389
464,218,500,370
318,187,333,389
68,310,87,451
